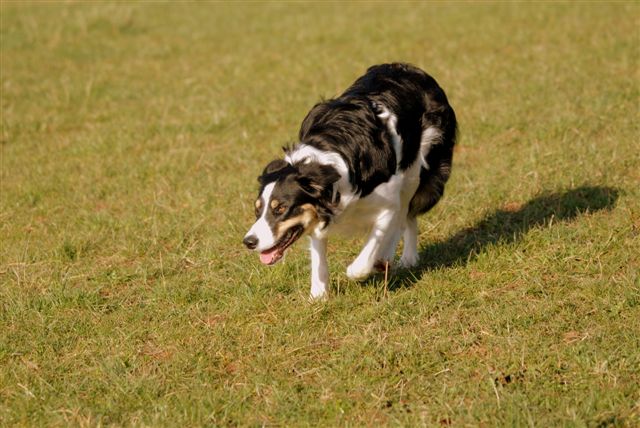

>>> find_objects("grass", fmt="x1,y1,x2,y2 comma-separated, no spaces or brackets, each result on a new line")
1,2,639,426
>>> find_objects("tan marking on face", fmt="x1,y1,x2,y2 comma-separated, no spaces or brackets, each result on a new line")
270,199,280,209
255,199,262,209
276,204,318,239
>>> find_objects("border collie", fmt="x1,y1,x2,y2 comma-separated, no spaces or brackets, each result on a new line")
243,63,457,299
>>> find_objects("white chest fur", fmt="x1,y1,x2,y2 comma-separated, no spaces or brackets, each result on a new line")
327,159,422,237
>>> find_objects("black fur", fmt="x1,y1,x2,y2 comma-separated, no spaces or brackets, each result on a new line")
293,62,457,214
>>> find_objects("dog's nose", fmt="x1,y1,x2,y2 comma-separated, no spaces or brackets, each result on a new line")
243,235,258,250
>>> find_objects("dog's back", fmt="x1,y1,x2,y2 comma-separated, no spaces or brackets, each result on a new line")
299,62,457,215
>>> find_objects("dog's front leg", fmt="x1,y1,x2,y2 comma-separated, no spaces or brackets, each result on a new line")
309,236,329,300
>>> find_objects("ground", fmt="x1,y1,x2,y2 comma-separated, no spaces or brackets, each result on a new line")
1,2,639,426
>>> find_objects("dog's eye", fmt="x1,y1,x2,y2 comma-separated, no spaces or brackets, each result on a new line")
273,205,287,215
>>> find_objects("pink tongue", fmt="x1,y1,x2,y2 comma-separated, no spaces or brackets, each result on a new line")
259,248,279,265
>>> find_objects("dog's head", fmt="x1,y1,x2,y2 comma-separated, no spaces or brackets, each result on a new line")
243,159,340,265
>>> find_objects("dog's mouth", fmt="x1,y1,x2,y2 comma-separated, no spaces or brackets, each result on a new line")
259,225,304,265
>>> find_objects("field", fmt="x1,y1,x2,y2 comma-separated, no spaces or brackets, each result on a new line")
1,2,639,426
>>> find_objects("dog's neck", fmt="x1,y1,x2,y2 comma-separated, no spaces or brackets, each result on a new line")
284,143,350,198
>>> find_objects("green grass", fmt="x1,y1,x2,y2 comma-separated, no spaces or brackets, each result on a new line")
1,2,639,426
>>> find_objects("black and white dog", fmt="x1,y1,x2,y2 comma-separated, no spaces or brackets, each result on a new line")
243,63,457,299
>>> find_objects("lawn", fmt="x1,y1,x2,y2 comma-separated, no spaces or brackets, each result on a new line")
1,2,639,426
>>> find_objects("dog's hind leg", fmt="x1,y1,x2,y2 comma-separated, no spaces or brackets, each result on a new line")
309,236,329,300
379,226,402,263
400,216,419,268
347,209,400,281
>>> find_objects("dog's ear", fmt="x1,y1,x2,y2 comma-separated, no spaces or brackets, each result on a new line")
295,162,340,199
258,159,292,185
263,159,289,175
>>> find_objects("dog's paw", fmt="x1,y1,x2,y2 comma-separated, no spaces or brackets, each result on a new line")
309,284,328,301
399,253,419,269
346,261,373,281
309,290,328,302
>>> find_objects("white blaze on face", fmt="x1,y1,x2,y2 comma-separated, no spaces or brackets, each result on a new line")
245,182,277,251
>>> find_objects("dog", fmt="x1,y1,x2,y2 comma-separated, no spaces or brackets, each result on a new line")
243,63,457,299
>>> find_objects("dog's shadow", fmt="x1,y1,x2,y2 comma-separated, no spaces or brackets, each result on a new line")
386,185,619,291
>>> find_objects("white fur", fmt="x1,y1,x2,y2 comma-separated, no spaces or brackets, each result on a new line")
419,127,441,170
400,216,419,267
376,106,402,167
309,237,329,299
285,144,354,205
244,182,276,251
286,106,442,298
